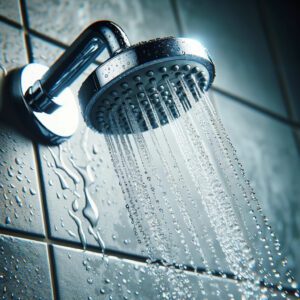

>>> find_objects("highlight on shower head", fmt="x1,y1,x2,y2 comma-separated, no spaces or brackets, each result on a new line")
79,37,215,134
2,20,215,144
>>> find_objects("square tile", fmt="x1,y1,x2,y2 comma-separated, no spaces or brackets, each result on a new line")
53,244,242,300
53,244,298,299
213,91,300,283
27,0,178,45
177,0,287,116
0,22,45,236
0,234,53,299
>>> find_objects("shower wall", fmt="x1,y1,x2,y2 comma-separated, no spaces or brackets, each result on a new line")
0,0,299,299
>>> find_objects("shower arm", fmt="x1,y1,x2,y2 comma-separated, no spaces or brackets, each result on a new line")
25,20,130,114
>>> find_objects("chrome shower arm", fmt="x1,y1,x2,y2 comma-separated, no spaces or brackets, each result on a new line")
25,20,130,113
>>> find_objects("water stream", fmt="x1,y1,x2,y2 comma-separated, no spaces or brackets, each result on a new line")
103,75,299,299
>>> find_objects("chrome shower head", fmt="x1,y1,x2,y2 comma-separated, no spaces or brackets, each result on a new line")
79,37,215,134
2,21,214,144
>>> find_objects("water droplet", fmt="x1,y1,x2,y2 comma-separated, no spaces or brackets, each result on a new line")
29,188,36,195
72,199,79,212
15,158,22,165
15,195,22,207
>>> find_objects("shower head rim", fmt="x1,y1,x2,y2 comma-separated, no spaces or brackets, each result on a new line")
79,36,215,133
89,36,214,87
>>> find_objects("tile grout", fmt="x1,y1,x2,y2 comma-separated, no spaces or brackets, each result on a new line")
32,145,59,300
29,27,69,50
256,0,295,122
256,0,300,152
212,86,300,128
18,0,58,299
0,228,297,296
0,228,231,280
19,0,33,62
0,15,23,29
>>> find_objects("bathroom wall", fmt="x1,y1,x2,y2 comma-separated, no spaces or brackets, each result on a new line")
0,0,299,299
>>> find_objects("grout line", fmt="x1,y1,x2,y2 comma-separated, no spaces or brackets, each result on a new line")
0,227,221,277
48,245,60,300
29,28,69,50
212,86,300,129
256,0,300,152
19,0,33,62
170,0,185,36
19,0,57,298
256,0,295,122
33,145,59,300
0,228,46,242
0,227,298,296
0,15,23,29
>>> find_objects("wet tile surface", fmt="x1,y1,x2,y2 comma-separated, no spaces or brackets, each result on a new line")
26,0,178,45
213,92,300,283
0,22,26,70
0,23,45,236
0,0,22,24
177,0,287,116
0,1,298,298
262,0,300,121
0,125,46,236
0,234,53,299
53,244,243,300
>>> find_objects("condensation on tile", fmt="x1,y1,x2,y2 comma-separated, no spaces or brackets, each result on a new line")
0,126,45,236
53,244,242,300
54,244,299,299
0,23,45,236
0,234,53,299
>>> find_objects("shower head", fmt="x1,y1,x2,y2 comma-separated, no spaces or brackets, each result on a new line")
79,37,215,134
3,21,214,144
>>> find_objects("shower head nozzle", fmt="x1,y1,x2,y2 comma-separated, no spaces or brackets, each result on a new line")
79,37,215,134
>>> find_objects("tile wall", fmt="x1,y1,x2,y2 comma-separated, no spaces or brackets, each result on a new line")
0,0,299,298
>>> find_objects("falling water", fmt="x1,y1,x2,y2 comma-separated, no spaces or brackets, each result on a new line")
104,73,299,299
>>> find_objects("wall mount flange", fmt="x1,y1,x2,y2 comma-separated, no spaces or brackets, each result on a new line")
5,63,79,145
1,21,130,144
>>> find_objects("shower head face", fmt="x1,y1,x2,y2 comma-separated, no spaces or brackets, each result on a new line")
79,37,215,134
